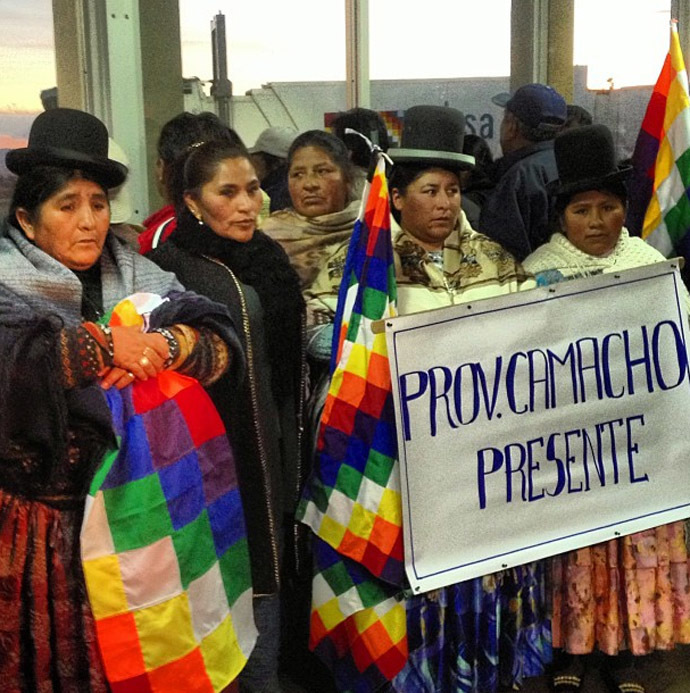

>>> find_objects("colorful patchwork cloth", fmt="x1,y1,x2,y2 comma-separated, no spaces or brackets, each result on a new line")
310,538,406,692
81,295,256,692
628,22,690,263
299,153,404,587
298,155,553,692
298,154,409,690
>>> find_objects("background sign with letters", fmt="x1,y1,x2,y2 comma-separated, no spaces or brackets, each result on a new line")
385,261,690,594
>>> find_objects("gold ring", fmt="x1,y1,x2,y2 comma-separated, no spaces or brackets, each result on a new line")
139,356,151,367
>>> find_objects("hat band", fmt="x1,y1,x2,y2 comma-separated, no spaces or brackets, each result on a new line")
390,148,475,166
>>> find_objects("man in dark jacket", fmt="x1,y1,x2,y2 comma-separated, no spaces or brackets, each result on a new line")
479,83,567,261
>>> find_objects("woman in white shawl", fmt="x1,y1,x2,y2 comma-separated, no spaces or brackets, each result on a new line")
524,124,690,693
524,125,676,288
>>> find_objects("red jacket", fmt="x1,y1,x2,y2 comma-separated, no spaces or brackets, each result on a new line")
138,205,176,254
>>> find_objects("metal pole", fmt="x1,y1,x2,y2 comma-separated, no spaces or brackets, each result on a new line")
510,0,549,91
211,13,233,127
345,0,370,108
547,0,574,100
105,0,149,220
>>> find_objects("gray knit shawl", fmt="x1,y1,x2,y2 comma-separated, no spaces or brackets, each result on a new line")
0,221,183,324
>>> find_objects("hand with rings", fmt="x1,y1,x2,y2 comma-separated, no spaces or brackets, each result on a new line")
99,367,137,391
138,346,158,373
108,325,170,383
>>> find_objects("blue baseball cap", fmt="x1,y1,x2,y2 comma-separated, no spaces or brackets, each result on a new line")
498,83,567,131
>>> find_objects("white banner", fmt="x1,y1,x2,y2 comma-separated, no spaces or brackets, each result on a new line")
385,261,690,594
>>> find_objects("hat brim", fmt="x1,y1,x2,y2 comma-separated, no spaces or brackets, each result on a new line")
389,148,475,171
553,166,632,198
6,145,127,189
248,146,287,158
491,92,511,108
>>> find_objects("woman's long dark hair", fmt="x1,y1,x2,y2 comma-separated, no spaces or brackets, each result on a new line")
159,112,243,205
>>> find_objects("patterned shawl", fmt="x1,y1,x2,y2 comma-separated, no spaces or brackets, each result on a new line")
261,201,360,291
393,212,535,315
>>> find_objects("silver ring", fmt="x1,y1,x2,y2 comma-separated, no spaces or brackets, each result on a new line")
127,371,134,379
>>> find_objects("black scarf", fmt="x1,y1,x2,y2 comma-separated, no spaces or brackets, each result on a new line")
171,209,305,400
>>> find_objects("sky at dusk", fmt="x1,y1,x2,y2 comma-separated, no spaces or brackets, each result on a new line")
0,0,674,148
0,0,55,124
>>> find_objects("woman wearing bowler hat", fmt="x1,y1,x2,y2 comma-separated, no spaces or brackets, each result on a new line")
0,108,244,691
524,124,690,693
307,106,548,693
387,105,535,315
386,106,549,693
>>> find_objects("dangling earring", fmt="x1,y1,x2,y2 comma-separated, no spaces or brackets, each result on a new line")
196,216,203,226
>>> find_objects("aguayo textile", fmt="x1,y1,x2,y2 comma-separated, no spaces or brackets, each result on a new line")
310,539,406,692
300,154,402,585
628,22,690,263
80,296,256,692
298,154,409,691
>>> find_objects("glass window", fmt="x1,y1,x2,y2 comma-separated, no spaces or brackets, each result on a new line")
180,1,345,94
0,0,56,215
0,0,55,117
573,0,672,160
369,0,511,81
368,0,511,155
574,0,670,89
179,0,347,145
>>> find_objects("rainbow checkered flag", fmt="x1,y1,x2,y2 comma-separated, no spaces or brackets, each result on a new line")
299,152,408,690
81,298,256,692
628,21,690,263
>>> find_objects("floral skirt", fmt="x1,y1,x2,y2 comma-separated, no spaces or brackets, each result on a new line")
551,520,690,655
392,562,552,693
0,488,109,692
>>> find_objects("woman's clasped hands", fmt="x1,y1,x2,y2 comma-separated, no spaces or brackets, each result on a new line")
100,325,170,390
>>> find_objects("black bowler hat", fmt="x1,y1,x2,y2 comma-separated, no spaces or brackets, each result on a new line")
388,105,475,171
5,108,128,188
553,124,631,196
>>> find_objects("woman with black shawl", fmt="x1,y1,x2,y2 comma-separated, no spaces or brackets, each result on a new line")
147,139,307,693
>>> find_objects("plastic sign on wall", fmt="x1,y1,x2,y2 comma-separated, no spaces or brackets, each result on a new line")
385,261,690,594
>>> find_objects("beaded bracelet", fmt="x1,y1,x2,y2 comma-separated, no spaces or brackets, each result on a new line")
153,327,181,369
82,321,114,365
169,324,199,367
99,324,115,359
